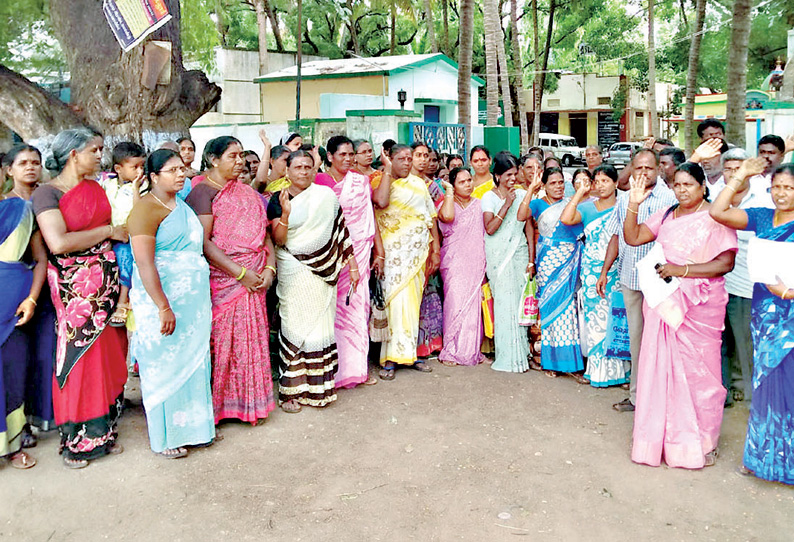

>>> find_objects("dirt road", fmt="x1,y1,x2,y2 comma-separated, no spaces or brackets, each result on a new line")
1,362,790,541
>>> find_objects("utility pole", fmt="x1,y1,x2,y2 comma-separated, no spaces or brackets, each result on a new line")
296,0,302,124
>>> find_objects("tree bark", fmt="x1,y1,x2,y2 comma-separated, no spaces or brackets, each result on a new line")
423,0,438,53
495,0,513,127
390,3,397,54
531,0,540,145
442,0,450,56
254,0,270,123
264,0,284,52
45,0,220,145
347,0,361,54
725,0,753,147
483,0,500,125
533,0,555,141
0,65,85,142
647,0,658,137
458,0,474,156
684,0,706,155
510,0,529,149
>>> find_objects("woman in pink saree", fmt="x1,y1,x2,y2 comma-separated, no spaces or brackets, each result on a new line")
315,136,383,388
436,167,487,366
624,162,737,469
185,136,276,424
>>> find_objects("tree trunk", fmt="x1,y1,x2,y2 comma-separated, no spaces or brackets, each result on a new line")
442,0,450,56
510,0,529,150
215,0,228,46
483,0,500,125
647,0,658,137
533,0,555,140
458,0,474,156
531,0,540,145
264,0,284,52
495,0,513,127
0,65,85,142
390,3,397,54
725,0,753,147
46,0,220,145
423,0,438,53
346,0,361,54
254,0,270,123
684,0,706,155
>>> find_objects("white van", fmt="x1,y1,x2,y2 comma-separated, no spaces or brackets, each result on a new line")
538,133,585,166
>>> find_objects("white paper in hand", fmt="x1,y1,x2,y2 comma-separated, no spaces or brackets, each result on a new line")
747,237,794,289
635,243,681,308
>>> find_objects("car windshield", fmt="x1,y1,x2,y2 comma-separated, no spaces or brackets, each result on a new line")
561,138,578,147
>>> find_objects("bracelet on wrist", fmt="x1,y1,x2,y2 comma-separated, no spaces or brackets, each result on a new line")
26,297,37,306
375,256,385,261
627,207,639,215
264,265,276,275
159,306,172,314
278,220,288,228
494,214,504,222
236,266,247,281
682,264,690,278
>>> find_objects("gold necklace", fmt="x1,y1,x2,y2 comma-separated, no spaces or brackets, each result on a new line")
151,193,175,211
205,176,227,190
675,199,704,219
10,188,26,200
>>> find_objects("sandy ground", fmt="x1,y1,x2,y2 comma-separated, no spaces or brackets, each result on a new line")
1,361,791,542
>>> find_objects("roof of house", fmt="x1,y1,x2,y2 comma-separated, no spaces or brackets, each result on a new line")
253,53,485,85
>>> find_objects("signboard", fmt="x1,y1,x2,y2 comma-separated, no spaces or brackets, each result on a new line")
598,111,621,147
103,0,172,52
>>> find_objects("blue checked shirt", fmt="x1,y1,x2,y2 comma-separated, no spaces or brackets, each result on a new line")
605,180,677,290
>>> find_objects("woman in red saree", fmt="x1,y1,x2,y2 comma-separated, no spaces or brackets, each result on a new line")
185,136,276,425
33,129,129,469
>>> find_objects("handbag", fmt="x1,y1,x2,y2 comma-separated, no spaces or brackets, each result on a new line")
481,282,495,339
605,290,631,361
368,274,390,342
518,275,539,326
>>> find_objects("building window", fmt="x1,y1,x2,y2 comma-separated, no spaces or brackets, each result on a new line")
597,96,611,105
548,99,560,107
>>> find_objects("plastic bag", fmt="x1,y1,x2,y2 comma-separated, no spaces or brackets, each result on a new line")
482,282,495,339
519,275,539,326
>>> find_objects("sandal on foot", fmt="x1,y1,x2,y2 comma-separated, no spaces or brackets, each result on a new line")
439,359,457,367
21,430,37,449
379,362,396,381
736,465,754,477
528,358,542,371
620,383,630,390
108,442,124,455
361,375,378,386
280,400,302,414
412,361,433,373
544,370,558,378
704,448,719,467
159,447,188,459
570,372,589,385
63,456,89,469
612,398,635,412
109,305,129,327
10,451,36,469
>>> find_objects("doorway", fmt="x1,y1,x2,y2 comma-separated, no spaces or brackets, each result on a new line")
568,113,588,147
424,105,440,123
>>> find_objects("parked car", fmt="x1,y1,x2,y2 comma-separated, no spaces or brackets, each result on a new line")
603,142,643,168
538,133,585,166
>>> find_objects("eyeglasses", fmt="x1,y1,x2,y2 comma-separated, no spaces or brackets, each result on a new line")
160,166,187,175
767,185,794,193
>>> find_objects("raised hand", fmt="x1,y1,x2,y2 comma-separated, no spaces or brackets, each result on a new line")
691,138,723,162
736,156,766,181
380,152,392,174
505,187,517,206
259,128,271,149
628,175,650,206
785,134,794,155
440,179,453,195
576,177,591,196
279,189,292,218
643,137,656,150
528,170,543,195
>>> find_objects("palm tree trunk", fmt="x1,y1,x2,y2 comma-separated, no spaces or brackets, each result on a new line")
442,0,450,55
531,0,540,145
495,0,513,127
483,0,500,125
725,0,753,147
458,0,474,155
253,0,269,123
647,0,658,137
510,0,529,149
423,0,438,53
684,0,706,155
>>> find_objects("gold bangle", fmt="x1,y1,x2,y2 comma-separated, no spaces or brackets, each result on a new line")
494,214,504,221
627,207,639,215
278,220,288,228
159,306,172,314
785,288,793,300
26,297,37,306
724,185,737,194
375,256,385,261
236,266,247,281
682,264,690,278
264,265,276,274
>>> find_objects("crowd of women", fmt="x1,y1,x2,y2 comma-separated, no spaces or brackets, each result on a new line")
1,120,792,487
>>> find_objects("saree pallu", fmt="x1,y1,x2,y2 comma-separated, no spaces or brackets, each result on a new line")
376,174,436,366
0,198,33,457
535,201,584,373
484,191,531,373
328,172,375,389
580,207,628,387
632,210,736,469
439,200,486,366
48,180,128,461
743,212,794,484
277,184,353,406
131,200,214,452
210,179,275,423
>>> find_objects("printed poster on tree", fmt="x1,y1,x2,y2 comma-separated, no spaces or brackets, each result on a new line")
103,0,172,52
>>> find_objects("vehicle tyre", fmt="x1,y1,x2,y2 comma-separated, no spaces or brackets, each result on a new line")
562,155,572,167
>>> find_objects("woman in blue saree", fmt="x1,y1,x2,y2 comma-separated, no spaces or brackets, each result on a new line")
529,167,586,382
0,144,49,469
129,150,215,458
711,161,794,484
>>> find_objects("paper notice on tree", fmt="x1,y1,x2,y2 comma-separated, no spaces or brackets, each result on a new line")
747,237,794,289
635,243,681,308
103,0,172,52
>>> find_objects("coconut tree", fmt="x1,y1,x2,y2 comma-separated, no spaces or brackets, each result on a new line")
423,0,439,53
725,0,753,147
494,0,514,127
647,0,658,137
510,0,529,149
684,0,707,155
483,0,500,125
458,0,475,154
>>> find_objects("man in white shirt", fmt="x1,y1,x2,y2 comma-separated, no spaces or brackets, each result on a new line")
749,134,786,190
719,151,774,406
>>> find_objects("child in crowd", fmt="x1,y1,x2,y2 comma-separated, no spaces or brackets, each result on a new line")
98,142,147,326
